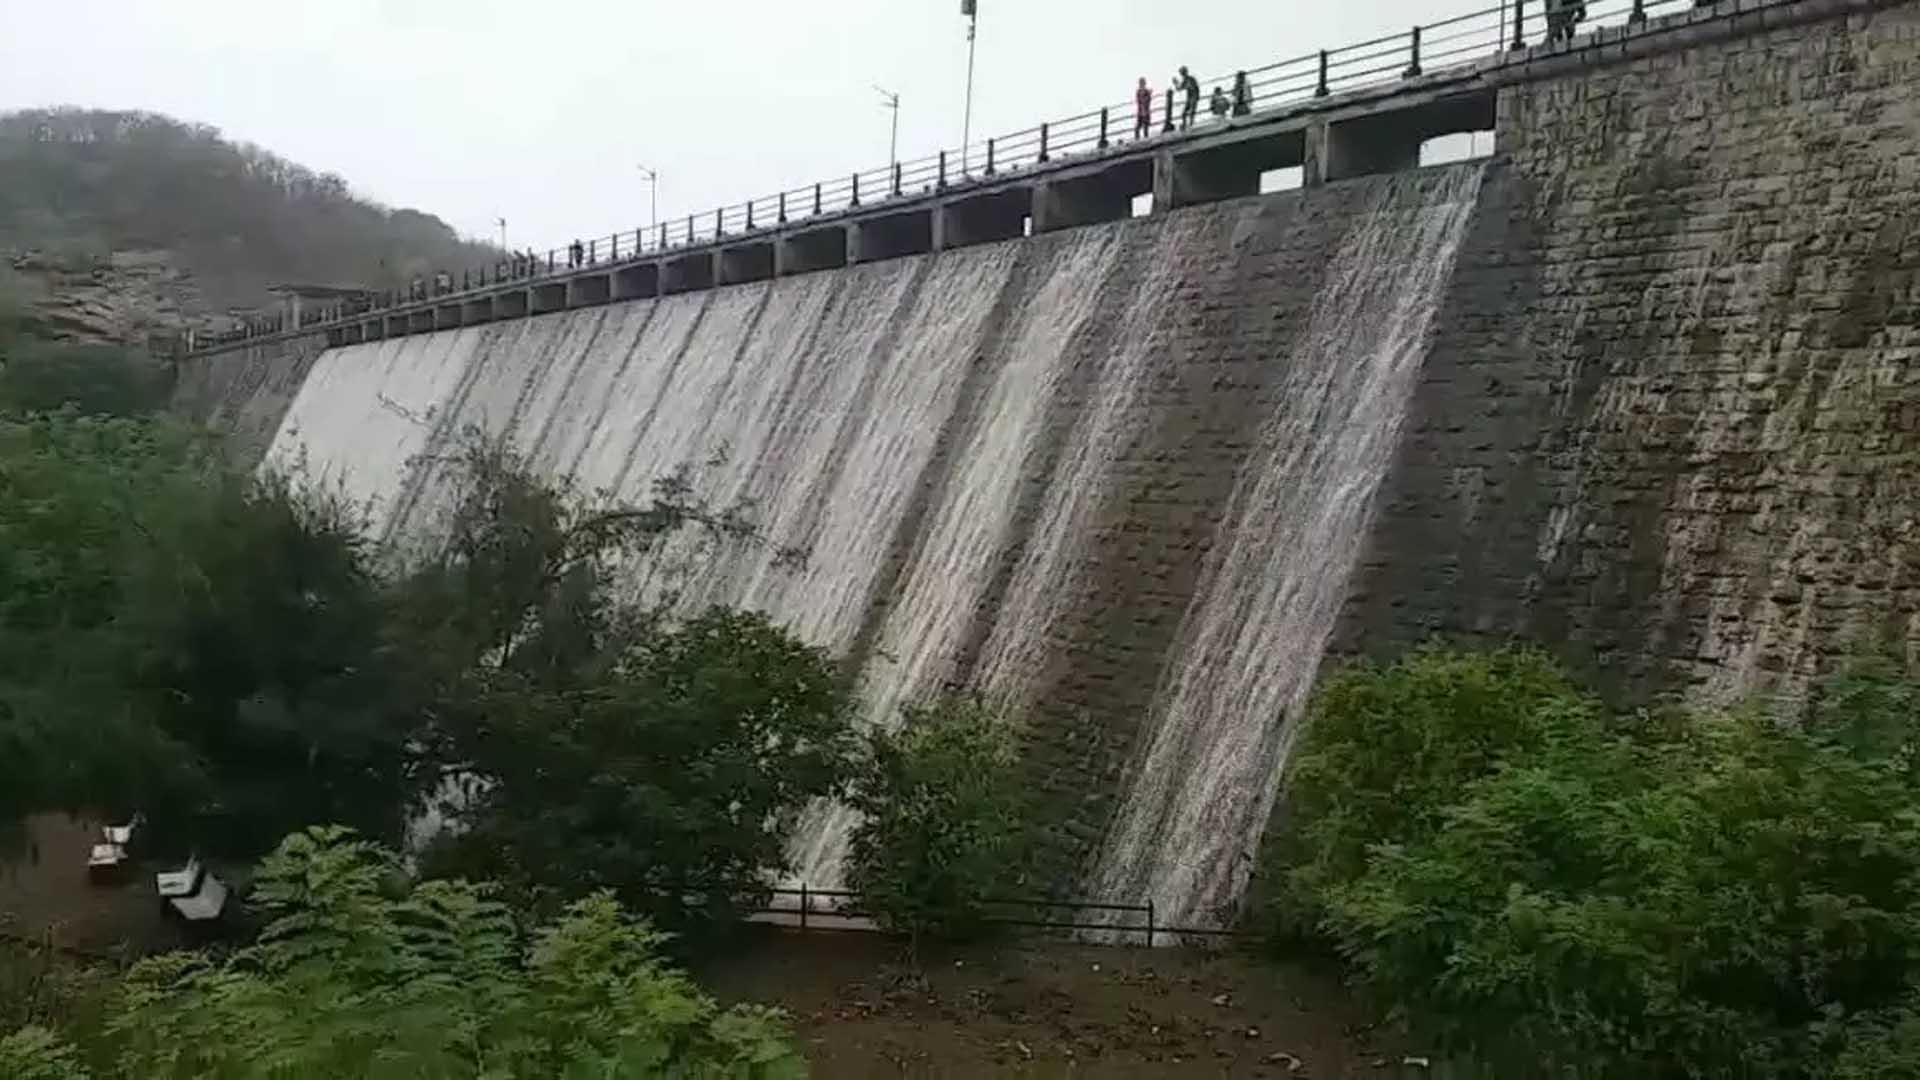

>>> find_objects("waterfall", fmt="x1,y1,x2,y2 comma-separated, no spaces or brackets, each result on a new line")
254,165,1484,923
1085,166,1484,930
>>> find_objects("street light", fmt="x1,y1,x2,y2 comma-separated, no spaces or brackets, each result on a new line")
495,216,507,250
636,165,659,229
960,0,978,174
873,85,900,165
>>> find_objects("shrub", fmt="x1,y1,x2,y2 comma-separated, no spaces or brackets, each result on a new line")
1269,646,1920,1077
0,341,169,418
11,825,807,1079
845,696,1034,947
0,1026,90,1080
1259,646,1599,941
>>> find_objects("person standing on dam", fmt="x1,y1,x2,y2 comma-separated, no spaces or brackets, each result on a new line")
1210,85,1232,121
1232,71,1253,116
1546,0,1586,41
1134,77,1153,140
1176,66,1201,130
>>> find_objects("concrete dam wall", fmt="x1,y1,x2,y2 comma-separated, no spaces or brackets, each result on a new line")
176,0,1920,928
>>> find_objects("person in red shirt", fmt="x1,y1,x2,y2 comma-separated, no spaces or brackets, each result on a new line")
1134,77,1153,140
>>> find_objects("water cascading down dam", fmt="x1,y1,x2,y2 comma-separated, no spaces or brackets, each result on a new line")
246,165,1482,929
179,0,1920,931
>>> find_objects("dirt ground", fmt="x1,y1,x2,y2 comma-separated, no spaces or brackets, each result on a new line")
700,928,1423,1078
0,814,180,955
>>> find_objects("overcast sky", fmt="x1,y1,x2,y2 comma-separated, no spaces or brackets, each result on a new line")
1,0,1439,251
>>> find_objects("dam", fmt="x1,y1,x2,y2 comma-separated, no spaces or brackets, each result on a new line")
176,0,1920,930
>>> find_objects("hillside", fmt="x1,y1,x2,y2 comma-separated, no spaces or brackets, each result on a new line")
0,107,495,344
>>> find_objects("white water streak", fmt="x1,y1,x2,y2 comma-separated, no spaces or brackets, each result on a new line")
1088,167,1484,930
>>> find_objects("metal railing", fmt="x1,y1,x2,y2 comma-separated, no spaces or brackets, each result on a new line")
193,0,1704,353
749,885,1250,944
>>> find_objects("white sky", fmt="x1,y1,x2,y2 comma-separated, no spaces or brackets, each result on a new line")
1,0,1437,251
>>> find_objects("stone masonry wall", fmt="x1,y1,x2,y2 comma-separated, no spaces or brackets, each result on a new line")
1337,0,1920,705
170,331,328,467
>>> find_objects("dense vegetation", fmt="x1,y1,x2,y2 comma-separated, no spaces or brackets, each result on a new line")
0,827,804,1078
0,329,851,1071
845,696,1035,947
0,108,495,312
1265,647,1920,1077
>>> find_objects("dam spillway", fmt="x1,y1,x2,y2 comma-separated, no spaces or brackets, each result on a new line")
182,0,1920,929
256,164,1484,923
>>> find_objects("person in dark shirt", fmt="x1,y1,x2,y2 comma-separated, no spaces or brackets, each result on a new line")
568,239,585,268
1210,85,1231,119
1134,76,1153,139
1177,66,1201,130
1232,70,1252,116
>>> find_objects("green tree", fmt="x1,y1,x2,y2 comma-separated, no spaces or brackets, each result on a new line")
112,469,425,858
1258,646,1598,942
0,412,424,859
1268,647,1920,1077
845,696,1035,947
0,341,169,417
0,413,208,823
404,442,852,934
6,826,806,1079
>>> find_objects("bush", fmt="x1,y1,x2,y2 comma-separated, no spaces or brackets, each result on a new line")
846,696,1034,946
8,826,807,1079
1259,646,1599,941
0,341,169,418
1268,646,1920,1077
427,607,855,937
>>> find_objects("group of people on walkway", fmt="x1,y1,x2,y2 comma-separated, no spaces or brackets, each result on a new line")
1134,68,1252,139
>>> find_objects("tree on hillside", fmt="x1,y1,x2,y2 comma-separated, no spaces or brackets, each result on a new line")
0,107,497,313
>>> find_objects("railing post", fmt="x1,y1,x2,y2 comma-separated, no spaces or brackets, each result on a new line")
985,137,996,175
657,222,667,251
1316,50,1330,96
778,191,787,223
686,215,694,244
800,884,809,932
1098,107,1110,149
1405,25,1422,77
1038,122,1049,163
937,150,947,190
1511,0,1528,50
746,200,755,230
714,208,724,238
850,172,861,207
813,182,822,215
1146,898,1156,948
1629,0,1647,23
1162,88,1175,132
612,232,620,260
892,161,902,196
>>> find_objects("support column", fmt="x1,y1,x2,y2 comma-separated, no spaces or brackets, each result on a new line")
1150,151,1176,213
1303,121,1330,188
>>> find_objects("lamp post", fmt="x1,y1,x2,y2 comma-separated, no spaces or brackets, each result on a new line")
960,0,978,174
874,85,900,166
494,216,507,250
636,165,659,229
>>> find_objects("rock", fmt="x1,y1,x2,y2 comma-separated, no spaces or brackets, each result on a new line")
1211,993,1231,1006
